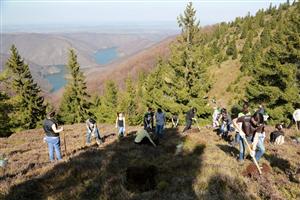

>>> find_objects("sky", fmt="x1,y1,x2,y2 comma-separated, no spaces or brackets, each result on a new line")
1,0,287,31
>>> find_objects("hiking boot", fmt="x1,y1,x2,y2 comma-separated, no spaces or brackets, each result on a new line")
238,160,244,165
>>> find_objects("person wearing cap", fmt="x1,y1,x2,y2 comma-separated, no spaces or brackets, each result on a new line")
43,111,63,161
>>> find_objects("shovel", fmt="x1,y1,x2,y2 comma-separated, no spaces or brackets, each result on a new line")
235,126,262,175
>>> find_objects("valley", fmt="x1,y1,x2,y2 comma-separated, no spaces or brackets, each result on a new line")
0,32,175,93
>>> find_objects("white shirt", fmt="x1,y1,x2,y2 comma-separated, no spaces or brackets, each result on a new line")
293,109,300,121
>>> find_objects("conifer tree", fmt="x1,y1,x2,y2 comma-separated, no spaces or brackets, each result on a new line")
144,2,210,119
58,49,90,124
177,2,200,46
96,80,118,123
226,40,238,59
246,3,300,122
5,45,46,130
118,78,140,125
260,25,271,48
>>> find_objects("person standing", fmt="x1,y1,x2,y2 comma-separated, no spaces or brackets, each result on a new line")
155,108,166,138
212,106,221,128
182,107,197,133
43,111,63,162
171,114,179,128
116,112,126,137
144,107,154,130
86,118,103,146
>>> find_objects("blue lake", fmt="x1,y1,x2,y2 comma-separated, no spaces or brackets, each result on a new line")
44,65,67,92
94,47,119,65
44,48,119,93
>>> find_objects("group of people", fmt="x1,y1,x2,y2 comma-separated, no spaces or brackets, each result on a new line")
43,105,299,164
212,103,291,165
43,107,199,161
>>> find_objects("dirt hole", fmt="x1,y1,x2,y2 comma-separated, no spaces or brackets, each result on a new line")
125,165,158,192
242,163,271,178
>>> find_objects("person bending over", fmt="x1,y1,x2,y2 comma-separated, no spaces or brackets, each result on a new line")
232,112,265,163
86,118,103,146
134,128,157,147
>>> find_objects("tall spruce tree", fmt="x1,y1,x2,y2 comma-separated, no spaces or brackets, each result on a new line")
177,2,200,46
58,49,90,124
144,2,210,119
5,45,46,131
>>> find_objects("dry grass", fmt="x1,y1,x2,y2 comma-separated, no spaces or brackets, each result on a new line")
0,124,300,200
207,59,242,107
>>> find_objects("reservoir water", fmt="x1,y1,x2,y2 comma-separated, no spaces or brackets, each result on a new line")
94,47,119,64
44,48,119,92
44,65,67,92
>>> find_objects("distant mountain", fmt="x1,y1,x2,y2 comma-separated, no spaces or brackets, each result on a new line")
86,36,175,93
0,33,174,68
0,53,51,92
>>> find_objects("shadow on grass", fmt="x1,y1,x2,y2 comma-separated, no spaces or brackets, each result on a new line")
216,144,239,158
264,153,291,173
204,174,253,200
4,128,205,200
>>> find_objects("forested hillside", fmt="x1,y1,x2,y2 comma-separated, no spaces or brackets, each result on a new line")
91,1,300,125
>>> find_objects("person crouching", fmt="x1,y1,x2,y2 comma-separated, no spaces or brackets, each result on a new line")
270,124,285,145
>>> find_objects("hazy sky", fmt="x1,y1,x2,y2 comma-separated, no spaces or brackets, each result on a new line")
1,0,286,28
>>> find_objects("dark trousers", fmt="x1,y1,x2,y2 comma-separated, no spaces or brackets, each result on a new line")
183,120,192,133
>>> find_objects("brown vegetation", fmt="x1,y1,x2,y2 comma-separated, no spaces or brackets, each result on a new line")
1,124,299,199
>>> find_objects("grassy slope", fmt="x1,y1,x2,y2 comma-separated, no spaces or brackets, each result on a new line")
1,124,299,200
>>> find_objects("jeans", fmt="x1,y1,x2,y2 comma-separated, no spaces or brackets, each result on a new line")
86,128,102,144
220,122,231,137
118,127,125,137
239,135,252,161
46,136,62,161
235,133,240,144
255,133,265,162
156,125,164,137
